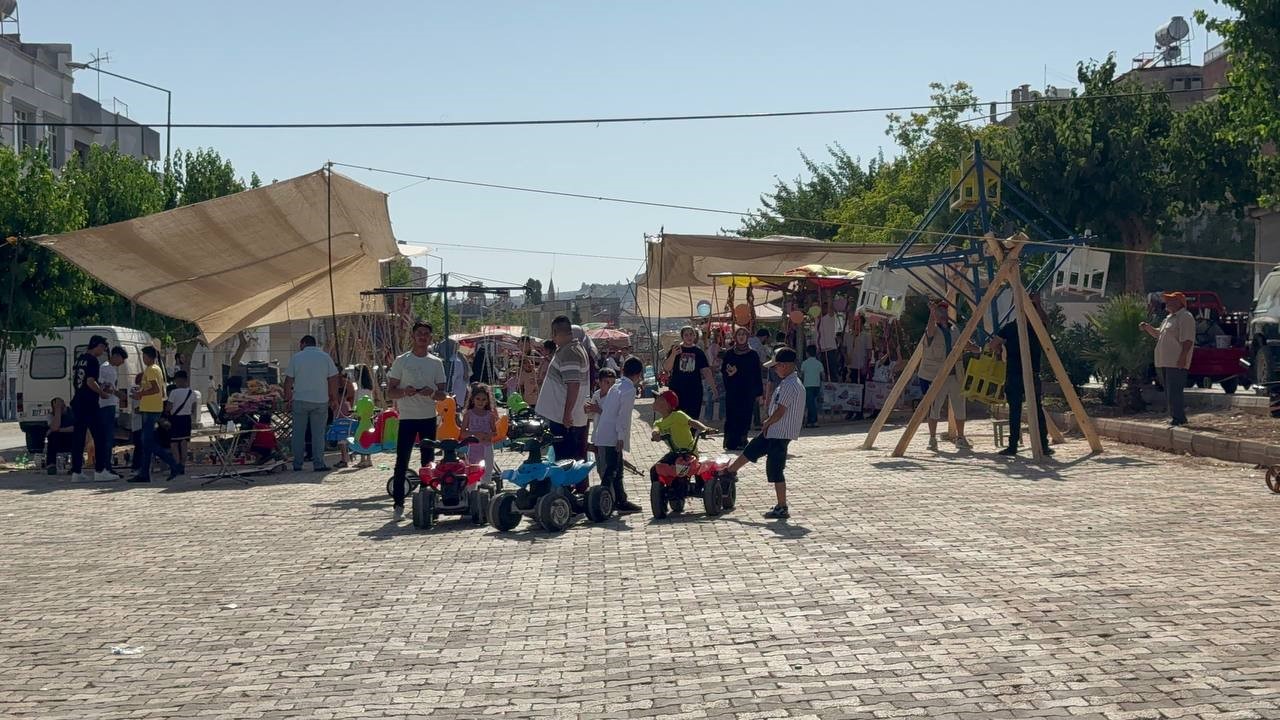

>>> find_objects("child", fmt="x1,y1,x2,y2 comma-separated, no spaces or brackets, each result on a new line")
250,412,279,465
129,372,144,472
585,368,617,475
165,370,197,476
648,389,711,488
462,383,499,471
594,358,643,512
723,347,805,519
800,344,824,428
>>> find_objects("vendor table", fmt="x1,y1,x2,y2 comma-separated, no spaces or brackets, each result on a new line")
190,427,285,486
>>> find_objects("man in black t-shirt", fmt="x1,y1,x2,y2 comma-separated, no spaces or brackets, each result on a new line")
70,335,111,480
987,294,1051,457
662,326,717,421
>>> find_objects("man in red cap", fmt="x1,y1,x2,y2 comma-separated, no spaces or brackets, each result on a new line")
1141,291,1195,426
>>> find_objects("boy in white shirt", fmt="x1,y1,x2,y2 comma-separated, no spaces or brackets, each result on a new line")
590,358,643,513
165,370,198,476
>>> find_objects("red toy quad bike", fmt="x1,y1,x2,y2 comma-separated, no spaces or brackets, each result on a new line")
650,429,735,519
411,436,494,529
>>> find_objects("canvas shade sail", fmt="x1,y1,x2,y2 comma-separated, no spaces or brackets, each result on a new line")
637,234,900,318
38,171,402,348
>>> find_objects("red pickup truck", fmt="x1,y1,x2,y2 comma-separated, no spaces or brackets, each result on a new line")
1150,291,1251,394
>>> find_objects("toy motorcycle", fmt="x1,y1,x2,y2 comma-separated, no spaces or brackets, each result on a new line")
410,435,495,529
488,423,608,533
650,429,735,519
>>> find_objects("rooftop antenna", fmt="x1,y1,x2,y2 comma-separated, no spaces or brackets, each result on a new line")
84,49,113,105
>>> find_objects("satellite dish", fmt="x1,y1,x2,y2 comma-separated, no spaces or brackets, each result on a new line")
0,0,16,19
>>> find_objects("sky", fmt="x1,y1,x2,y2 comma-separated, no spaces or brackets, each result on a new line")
28,1,1220,293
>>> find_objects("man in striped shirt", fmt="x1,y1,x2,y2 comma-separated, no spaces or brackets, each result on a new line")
723,346,805,519
535,315,590,461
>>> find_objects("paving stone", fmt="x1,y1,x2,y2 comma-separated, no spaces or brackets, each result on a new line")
0,406,1277,718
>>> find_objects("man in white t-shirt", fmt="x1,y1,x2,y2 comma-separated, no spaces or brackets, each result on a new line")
93,346,128,481
535,315,590,461
387,321,448,512
284,335,340,472
1141,291,1196,426
816,300,839,378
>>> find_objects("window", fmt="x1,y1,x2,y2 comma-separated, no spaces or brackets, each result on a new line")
29,346,67,380
42,118,63,167
12,107,36,151
1257,273,1280,312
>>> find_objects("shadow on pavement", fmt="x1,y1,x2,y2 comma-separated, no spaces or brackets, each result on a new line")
723,514,812,539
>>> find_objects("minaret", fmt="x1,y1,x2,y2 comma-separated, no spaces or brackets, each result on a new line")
546,276,556,302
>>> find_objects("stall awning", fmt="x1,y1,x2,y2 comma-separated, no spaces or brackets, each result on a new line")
38,170,402,347
637,234,900,318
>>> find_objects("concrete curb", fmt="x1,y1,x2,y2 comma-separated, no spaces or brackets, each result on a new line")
1063,411,1280,466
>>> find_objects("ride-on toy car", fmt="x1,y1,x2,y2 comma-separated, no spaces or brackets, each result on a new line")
650,429,734,519
410,435,495,529
487,424,608,533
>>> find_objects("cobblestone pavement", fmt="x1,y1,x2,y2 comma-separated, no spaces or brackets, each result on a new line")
2,405,1279,719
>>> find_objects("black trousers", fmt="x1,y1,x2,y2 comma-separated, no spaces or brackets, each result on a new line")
547,421,587,462
723,392,755,451
392,417,437,505
1005,379,1048,450
46,430,74,469
597,445,627,502
69,401,96,473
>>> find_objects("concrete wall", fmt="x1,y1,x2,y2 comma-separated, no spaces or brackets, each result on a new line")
0,36,72,165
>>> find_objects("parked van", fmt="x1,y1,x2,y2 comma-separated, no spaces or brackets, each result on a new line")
15,326,154,452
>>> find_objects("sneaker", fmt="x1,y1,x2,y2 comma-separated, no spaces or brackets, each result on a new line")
1170,419,1187,427
393,504,405,519
954,436,972,450
127,475,151,483
998,447,1019,457
313,465,330,472
927,436,939,451
166,467,181,481
763,505,790,520
70,472,93,483
616,500,642,514
1043,446,1055,456
96,471,122,482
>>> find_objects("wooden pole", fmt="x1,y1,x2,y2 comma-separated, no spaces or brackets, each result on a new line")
861,338,924,449
1012,280,1104,453
1012,281,1046,460
892,249,1022,456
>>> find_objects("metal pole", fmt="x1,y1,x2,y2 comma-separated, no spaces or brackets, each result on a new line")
442,273,452,393
326,164,339,364
164,89,171,171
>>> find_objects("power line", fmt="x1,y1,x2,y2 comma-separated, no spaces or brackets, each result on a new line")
13,86,1231,130
425,240,642,262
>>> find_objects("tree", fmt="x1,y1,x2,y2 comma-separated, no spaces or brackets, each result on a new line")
1197,0,1280,205
171,148,248,206
737,144,872,240
524,278,543,306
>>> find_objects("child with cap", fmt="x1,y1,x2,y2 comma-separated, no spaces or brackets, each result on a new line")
648,388,712,490
723,346,805,519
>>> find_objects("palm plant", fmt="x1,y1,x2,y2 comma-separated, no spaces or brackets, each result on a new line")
1085,294,1155,410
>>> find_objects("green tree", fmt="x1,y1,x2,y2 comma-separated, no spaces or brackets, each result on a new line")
738,145,873,240
172,148,248,206
0,145,91,374
524,278,543,306
1197,0,1280,205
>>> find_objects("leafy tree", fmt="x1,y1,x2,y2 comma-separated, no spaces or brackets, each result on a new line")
738,144,873,240
1197,0,1280,205
171,148,248,206
524,278,543,306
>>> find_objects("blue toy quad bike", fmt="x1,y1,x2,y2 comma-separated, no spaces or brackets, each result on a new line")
487,427,611,533
408,436,496,530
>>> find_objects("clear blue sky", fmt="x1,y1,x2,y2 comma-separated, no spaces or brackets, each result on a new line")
33,1,1218,292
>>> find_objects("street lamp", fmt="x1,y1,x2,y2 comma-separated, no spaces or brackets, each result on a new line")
66,61,171,172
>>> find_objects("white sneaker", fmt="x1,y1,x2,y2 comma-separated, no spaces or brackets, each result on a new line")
96,470,122,482
70,472,93,483
927,436,939,451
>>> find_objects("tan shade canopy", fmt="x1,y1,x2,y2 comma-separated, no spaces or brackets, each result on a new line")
38,170,402,347
636,233,902,319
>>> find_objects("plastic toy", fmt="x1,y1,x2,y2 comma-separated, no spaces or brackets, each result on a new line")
435,396,461,440
488,420,607,533
379,408,399,450
650,429,734,519
788,309,804,324
733,303,751,325
348,395,378,453
962,352,1007,404
409,435,495,529
808,305,821,319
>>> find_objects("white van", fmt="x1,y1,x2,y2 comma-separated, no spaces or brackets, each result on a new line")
15,326,154,452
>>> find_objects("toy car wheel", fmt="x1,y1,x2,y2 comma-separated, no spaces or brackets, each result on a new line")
488,492,522,531
1267,467,1280,495
585,485,614,522
649,481,668,519
536,490,574,533
413,487,437,529
668,496,685,514
721,474,737,511
702,477,724,517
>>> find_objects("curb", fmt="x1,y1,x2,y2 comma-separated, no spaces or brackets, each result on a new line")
1054,410,1280,467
